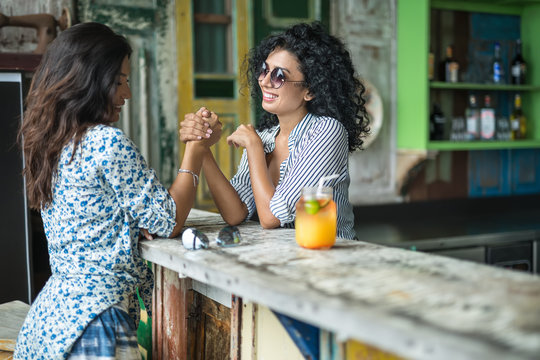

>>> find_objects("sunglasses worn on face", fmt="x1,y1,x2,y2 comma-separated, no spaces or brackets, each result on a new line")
258,62,306,89
181,226,242,250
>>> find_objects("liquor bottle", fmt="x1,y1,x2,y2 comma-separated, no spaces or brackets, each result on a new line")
465,94,480,140
441,45,459,83
428,51,434,81
510,94,527,139
496,117,511,141
480,95,496,140
490,42,504,84
511,39,527,85
430,103,446,140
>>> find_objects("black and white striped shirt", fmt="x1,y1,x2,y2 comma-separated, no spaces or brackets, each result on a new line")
230,113,356,239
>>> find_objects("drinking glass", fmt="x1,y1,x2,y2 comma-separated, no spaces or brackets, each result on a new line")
295,186,337,249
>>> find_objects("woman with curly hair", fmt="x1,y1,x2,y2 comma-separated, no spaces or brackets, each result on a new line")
15,22,221,359
181,22,368,239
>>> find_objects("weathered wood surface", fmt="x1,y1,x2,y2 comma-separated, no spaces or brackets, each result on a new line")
140,209,540,360
0,300,29,340
0,300,30,358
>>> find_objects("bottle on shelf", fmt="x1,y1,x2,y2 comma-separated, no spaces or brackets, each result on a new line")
465,94,480,141
496,117,511,141
510,93,527,139
480,95,496,140
440,45,459,83
428,51,434,81
430,103,446,140
511,39,527,85
450,116,466,141
490,42,504,84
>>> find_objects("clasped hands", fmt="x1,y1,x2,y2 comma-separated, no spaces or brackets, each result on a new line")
179,107,222,148
180,107,262,149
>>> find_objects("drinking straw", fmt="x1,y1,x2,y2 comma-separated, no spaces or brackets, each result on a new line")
317,174,339,195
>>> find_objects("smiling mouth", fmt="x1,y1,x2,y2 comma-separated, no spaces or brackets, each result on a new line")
262,91,277,101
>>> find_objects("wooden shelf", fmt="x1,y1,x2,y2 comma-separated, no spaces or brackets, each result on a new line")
0,53,41,72
397,0,540,151
427,140,540,150
430,81,540,91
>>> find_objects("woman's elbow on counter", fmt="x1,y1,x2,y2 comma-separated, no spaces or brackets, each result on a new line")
168,226,183,239
222,214,244,227
259,218,280,229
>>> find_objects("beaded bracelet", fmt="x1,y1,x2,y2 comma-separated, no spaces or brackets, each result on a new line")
178,168,199,187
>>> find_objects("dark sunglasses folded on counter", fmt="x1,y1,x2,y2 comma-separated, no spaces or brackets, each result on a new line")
181,225,242,250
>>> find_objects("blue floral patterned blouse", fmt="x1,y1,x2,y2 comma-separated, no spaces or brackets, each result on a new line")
14,124,176,359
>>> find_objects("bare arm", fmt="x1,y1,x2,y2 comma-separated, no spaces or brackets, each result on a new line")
201,149,248,225
167,108,222,237
179,108,247,224
227,125,280,229
166,142,205,237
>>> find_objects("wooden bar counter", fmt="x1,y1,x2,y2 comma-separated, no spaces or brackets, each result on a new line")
140,209,540,360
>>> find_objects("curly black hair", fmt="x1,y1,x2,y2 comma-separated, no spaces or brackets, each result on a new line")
246,22,370,152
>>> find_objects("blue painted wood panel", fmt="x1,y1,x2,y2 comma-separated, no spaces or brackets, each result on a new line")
273,311,320,359
510,149,540,194
469,150,511,197
469,149,540,197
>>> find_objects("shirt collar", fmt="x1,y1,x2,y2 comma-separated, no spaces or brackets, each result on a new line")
261,113,315,153
287,113,314,152
262,125,280,153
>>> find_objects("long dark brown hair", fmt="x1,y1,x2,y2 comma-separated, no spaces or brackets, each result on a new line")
20,22,131,209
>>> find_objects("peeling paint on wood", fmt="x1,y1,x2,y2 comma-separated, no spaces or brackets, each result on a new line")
78,0,178,186
82,5,155,33
333,0,399,204
154,0,179,186
153,265,192,360
230,295,242,359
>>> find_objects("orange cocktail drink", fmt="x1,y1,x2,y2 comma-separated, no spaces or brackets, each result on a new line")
295,186,337,249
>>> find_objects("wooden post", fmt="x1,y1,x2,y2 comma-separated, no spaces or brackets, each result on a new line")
153,265,193,360
230,295,242,359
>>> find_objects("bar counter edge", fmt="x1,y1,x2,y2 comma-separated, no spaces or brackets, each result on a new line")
140,209,540,360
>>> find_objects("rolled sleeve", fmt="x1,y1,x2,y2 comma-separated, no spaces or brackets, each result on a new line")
95,127,177,237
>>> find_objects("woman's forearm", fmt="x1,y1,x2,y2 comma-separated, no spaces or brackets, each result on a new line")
245,146,281,229
167,142,206,237
202,150,248,225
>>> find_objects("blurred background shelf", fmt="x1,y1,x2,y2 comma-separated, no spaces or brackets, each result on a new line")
430,81,540,91
427,139,540,150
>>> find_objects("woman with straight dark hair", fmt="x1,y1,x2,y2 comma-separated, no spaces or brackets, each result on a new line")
14,22,221,359
181,22,369,239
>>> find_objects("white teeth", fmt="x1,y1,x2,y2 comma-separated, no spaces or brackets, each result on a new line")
263,92,277,99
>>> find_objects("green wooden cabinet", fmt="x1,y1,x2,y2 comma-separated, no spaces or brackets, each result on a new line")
397,0,540,151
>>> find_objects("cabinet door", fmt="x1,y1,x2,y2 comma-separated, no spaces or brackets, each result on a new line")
510,149,540,194
176,0,251,211
468,149,540,196
468,150,511,197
